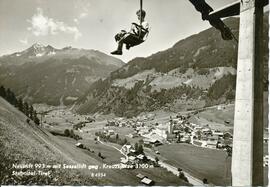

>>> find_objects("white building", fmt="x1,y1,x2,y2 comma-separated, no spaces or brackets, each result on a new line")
153,128,167,139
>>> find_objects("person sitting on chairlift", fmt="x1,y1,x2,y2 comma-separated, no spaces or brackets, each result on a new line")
111,9,149,55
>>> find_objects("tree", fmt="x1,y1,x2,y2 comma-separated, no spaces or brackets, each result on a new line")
5,88,12,102
123,138,128,145
203,178,208,184
0,87,17,106
137,144,144,154
17,98,24,112
34,117,40,125
226,146,232,157
155,156,159,163
184,127,190,133
70,129,75,138
29,105,34,120
33,111,40,125
177,135,181,143
134,142,139,152
178,169,188,183
0,86,6,98
64,129,70,137
9,91,17,106
23,102,29,117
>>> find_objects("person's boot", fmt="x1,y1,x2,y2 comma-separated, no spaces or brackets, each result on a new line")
111,50,122,55
111,43,123,55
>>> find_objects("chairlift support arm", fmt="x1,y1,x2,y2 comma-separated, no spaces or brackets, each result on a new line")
208,0,269,19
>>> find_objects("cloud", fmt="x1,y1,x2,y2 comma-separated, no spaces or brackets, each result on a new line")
79,12,88,19
73,12,88,24
73,1,90,24
19,38,28,45
74,18,79,24
28,8,82,40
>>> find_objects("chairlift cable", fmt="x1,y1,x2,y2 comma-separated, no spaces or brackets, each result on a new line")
140,0,143,26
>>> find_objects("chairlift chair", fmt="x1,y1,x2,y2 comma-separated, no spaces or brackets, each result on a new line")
123,22,149,49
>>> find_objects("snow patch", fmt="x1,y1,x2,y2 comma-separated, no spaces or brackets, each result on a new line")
72,77,76,85
85,76,99,83
194,45,209,57
33,43,45,49
48,51,56,55
179,56,185,60
183,79,193,85
36,53,45,57
65,96,78,101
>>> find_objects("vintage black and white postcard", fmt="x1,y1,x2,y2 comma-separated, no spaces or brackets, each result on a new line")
0,0,268,186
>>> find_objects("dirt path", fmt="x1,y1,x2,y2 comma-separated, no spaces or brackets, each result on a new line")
98,140,127,158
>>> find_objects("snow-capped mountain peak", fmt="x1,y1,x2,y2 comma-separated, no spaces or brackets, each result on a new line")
32,42,45,49
20,43,56,58
0,43,125,67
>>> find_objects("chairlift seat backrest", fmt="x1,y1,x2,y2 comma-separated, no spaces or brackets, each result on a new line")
123,23,149,47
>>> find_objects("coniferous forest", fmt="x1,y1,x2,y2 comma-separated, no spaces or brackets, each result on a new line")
0,85,40,125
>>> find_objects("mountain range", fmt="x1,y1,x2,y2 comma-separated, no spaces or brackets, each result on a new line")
0,15,268,116
77,16,268,117
0,43,124,105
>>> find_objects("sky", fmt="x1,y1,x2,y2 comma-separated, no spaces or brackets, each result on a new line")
0,0,237,62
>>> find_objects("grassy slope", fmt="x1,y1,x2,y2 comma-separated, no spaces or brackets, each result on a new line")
0,97,100,185
0,97,189,185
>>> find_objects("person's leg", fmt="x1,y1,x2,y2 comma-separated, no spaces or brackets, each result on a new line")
111,32,129,55
115,30,127,41
111,40,124,55
189,0,213,20
208,19,233,40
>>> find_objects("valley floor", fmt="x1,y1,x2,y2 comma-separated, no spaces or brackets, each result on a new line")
33,103,268,186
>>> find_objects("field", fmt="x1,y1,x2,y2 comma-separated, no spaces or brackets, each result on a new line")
188,105,234,132
152,143,268,185
154,143,231,185
198,105,235,125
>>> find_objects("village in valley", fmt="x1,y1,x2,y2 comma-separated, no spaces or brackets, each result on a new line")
103,109,233,152
33,103,259,185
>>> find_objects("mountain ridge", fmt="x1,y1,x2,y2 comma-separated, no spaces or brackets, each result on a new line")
0,43,124,67
0,44,125,105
